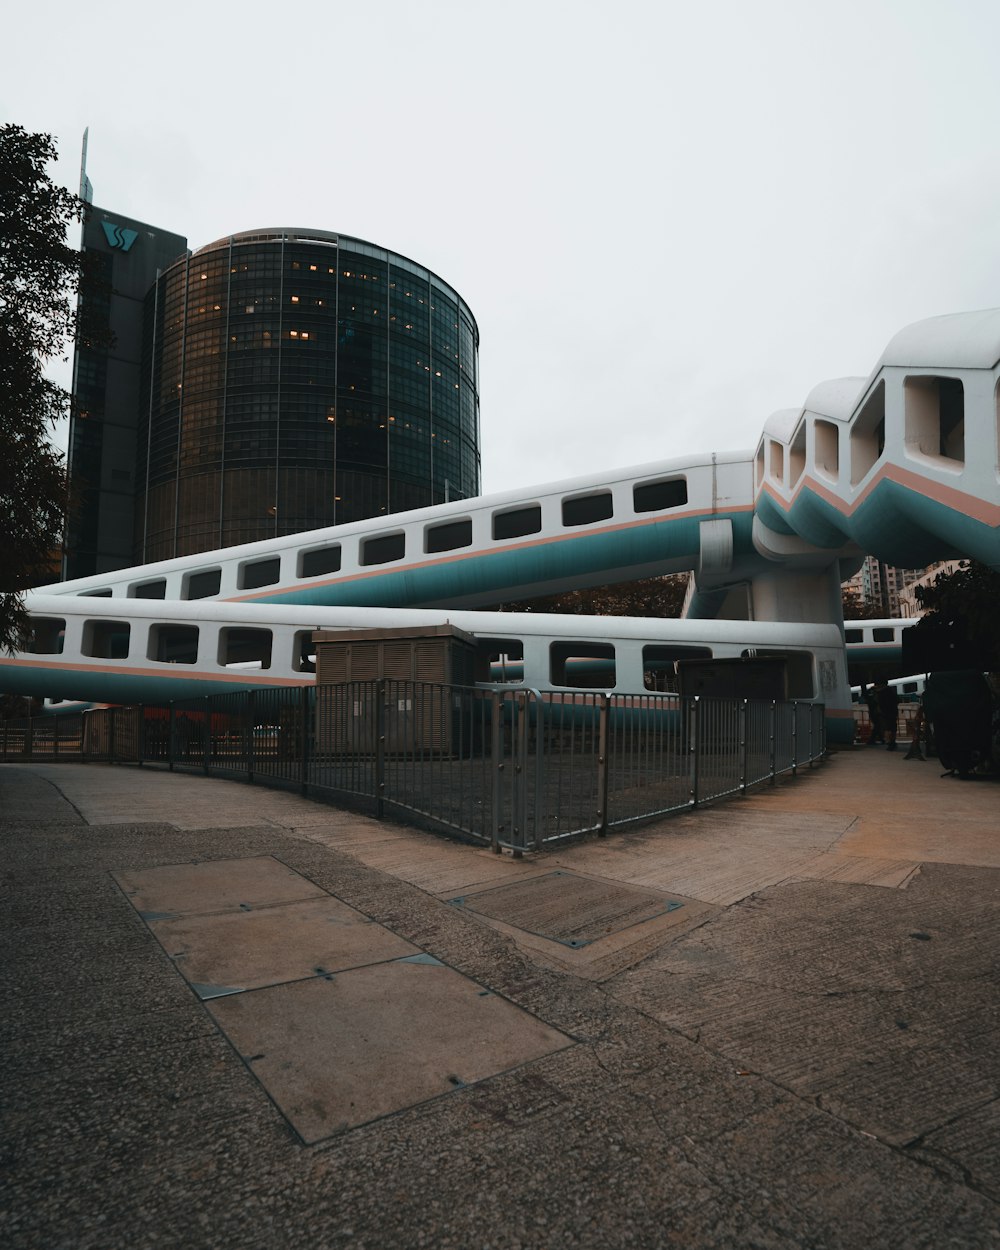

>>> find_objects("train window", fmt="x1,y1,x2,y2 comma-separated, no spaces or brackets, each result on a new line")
184,569,221,600
850,380,886,485
550,642,616,689
131,579,167,599
81,589,112,598
82,621,130,660
238,557,281,590
492,505,541,541
633,477,688,513
562,491,613,527
299,544,341,578
844,629,863,643
904,375,965,466
23,617,65,654
293,631,316,673
148,625,199,664
361,532,405,566
425,518,472,552
814,419,840,482
642,644,711,691
872,628,894,642
474,638,524,683
218,628,272,669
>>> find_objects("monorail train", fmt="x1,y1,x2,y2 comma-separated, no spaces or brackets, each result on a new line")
842,618,918,663
850,674,926,704
3,595,854,739
32,452,750,613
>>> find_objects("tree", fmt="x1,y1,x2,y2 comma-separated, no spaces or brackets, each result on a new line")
0,125,88,652
498,573,689,618
841,585,884,620
909,560,1000,671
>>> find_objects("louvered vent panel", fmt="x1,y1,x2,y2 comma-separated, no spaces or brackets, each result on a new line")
350,642,383,681
382,641,414,680
318,648,349,685
414,640,448,683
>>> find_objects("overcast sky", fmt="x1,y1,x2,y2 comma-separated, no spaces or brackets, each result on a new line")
6,0,1000,496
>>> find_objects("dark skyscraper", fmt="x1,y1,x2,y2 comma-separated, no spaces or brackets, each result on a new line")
64,205,187,578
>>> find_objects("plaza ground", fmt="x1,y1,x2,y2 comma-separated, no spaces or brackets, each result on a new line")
2,748,998,1248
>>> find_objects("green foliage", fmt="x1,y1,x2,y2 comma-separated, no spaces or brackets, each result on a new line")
498,574,689,618
912,560,1000,670
0,125,86,651
841,585,884,620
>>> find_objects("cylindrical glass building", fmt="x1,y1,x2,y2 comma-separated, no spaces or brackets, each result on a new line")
136,229,480,562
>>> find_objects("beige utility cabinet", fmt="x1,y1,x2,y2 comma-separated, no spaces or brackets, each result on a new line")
311,625,480,754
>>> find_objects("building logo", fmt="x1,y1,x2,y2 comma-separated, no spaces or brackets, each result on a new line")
100,221,139,253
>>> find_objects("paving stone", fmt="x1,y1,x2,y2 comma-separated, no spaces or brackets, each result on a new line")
207,957,572,1141
148,893,419,997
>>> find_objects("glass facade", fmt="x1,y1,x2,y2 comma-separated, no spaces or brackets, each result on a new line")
135,230,480,562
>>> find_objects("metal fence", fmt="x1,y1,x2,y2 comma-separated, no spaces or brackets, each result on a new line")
2,683,826,853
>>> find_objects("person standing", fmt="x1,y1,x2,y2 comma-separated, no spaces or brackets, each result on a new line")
876,679,900,751
864,684,884,745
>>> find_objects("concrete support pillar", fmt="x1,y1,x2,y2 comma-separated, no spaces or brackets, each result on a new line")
748,562,846,628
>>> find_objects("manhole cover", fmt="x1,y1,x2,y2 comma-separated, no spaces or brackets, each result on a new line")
449,872,682,947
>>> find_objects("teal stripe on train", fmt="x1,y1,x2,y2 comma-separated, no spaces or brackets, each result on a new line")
246,511,757,608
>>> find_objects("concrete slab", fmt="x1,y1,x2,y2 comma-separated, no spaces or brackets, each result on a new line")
784,850,920,888
115,855,325,918
836,815,1000,868
459,891,720,982
450,870,685,947
330,835,545,896
207,957,572,1141
148,895,419,997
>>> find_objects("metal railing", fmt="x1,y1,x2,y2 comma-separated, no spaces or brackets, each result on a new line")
2,684,826,852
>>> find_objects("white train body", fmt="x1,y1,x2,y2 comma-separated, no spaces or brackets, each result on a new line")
4,594,852,734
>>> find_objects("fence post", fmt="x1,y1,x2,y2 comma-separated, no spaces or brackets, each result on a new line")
689,696,700,809
137,705,144,767
512,692,529,857
375,678,386,820
490,691,503,853
109,708,116,766
530,690,545,852
596,694,609,837
739,698,748,795
245,690,255,783
299,684,311,795
168,702,176,771
769,701,777,784
791,702,798,776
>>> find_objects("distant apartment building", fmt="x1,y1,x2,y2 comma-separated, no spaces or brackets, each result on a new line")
842,556,927,616
896,560,966,617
